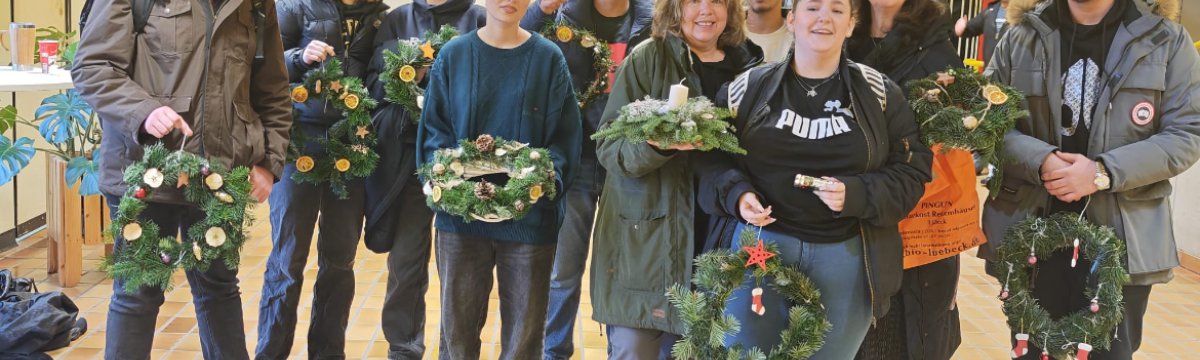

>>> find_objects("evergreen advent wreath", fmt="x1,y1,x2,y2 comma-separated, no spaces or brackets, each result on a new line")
104,144,253,292
381,24,459,119
905,67,1025,195
992,213,1130,359
286,58,379,199
667,227,830,360
418,135,558,222
591,96,745,154
540,21,615,109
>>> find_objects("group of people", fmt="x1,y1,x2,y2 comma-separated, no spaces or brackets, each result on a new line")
67,0,1198,359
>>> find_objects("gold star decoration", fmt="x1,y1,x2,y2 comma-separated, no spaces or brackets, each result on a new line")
329,80,343,93
356,126,370,138
420,41,435,60
742,238,777,271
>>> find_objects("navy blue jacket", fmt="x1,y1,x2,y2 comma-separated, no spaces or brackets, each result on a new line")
362,0,486,252
520,0,653,161
277,0,388,126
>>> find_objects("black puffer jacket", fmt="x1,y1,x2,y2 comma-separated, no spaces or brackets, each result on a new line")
361,0,486,253
277,0,388,126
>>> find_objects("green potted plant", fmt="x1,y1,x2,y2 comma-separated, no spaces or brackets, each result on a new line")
0,28,98,195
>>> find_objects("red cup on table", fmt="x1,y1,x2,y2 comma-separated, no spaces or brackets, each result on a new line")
38,40,59,73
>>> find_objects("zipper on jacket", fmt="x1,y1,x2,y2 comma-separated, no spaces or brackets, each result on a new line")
195,0,217,151
858,225,876,326
848,80,877,325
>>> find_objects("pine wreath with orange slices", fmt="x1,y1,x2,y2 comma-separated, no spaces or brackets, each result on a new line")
540,21,615,109
286,58,379,199
381,24,459,121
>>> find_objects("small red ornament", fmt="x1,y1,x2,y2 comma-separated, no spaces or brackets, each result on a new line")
1040,350,1049,360
998,289,1010,300
1076,342,1093,360
1090,298,1100,313
159,251,172,264
742,239,777,271
750,287,766,316
1071,238,1081,267
200,165,211,176
134,188,146,199
1011,333,1030,358
1028,255,1038,265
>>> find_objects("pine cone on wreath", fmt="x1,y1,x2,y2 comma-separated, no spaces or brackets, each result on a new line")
475,134,496,153
474,180,497,200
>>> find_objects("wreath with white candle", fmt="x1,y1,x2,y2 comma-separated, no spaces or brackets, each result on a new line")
591,84,745,154
104,144,253,292
418,134,559,222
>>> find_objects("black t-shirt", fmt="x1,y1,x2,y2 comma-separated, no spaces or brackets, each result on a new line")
692,52,738,102
740,66,868,243
1049,0,1123,215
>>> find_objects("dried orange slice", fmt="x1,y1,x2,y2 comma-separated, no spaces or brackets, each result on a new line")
344,94,360,110
399,65,417,83
335,158,351,172
291,86,309,103
296,156,315,172
529,184,544,201
986,89,1009,105
556,26,574,43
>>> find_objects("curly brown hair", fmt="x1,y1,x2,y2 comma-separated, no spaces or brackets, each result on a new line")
652,0,748,49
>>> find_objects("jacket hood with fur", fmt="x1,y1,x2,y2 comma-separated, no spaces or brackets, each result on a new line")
1007,0,1179,24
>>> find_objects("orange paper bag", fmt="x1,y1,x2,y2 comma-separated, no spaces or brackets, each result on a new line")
898,146,987,269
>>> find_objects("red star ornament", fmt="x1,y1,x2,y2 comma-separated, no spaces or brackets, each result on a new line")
742,239,777,271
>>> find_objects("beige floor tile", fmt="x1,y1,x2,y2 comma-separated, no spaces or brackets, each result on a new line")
8,205,1199,360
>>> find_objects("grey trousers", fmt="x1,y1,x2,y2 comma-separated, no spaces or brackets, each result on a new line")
435,231,556,360
605,325,678,360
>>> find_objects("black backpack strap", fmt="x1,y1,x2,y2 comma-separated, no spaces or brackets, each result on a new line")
254,0,266,61
132,0,155,34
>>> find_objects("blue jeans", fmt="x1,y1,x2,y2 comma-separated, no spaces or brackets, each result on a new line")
723,223,871,359
543,158,603,360
103,198,248,360
256,163,365,359
436,231,556,360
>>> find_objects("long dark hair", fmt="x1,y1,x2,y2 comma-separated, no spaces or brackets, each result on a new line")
852,0,948,40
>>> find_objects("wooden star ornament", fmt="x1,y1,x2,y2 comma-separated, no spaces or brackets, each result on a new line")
742,239,777,271
420,41,435,60
356,126,370,138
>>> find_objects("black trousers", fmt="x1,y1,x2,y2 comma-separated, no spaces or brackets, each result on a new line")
1014,249,1152,360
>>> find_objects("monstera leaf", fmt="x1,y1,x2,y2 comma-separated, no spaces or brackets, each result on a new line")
35,90,93,145
66,155,100,195
0,105,16,133
0,137,36,186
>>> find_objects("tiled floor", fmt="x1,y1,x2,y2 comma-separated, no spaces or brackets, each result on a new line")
2,205,1197,359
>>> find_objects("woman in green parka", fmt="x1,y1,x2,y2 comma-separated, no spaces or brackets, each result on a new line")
589,0,762,357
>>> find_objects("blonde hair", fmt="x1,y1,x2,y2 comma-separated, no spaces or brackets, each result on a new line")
652,0,748,49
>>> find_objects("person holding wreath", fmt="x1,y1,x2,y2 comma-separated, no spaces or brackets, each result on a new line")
845,0,966,358
982,0,1200,358
360,0,485,358
589,0,762,357
698,0,932,357
517,0,652,358
416,0,582,356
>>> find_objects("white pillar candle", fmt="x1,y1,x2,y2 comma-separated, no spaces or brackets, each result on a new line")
667,83,688,110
